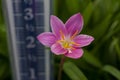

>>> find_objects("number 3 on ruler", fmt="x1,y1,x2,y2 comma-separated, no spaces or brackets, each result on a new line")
26,36,36,48
24,8,33,20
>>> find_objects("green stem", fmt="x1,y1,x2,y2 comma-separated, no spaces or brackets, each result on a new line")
58,55,66,80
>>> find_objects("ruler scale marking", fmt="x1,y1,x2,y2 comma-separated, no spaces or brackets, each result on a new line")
3,0,52,80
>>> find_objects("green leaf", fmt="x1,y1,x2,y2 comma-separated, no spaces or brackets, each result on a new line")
103,65,120,80
63,61,88,80
83,50,102,68
0,59,10,79
92,14,112,39
103,20,119,41
54,0,59,15
112,38,120,61
65,0,80,14
83,2,93,26
0,63,6,77
0,2,4,24
0,25,8,56
115,41,120,58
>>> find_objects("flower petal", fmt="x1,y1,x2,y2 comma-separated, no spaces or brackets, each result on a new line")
50,15,67,38
65,13,84,36
51,43,67,55
73,34,94,47
65,49,83,59
37,32,57,47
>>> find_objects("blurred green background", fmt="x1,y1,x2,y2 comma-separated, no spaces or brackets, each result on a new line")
0,0,120,80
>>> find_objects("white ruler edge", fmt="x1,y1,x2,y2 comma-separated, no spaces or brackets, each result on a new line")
44,0,51,80
2,0,21,80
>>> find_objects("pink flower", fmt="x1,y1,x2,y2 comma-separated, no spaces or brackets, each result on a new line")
37,13,94,59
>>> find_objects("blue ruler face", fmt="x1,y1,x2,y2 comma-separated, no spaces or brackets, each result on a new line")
3,0,52,80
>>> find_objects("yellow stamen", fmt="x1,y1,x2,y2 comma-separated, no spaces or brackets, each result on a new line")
70,41,80,46
63,41,70,48
57,40,63,43
60,30,65,40
57,30,80,54
71,30,78,39
71,47,76,50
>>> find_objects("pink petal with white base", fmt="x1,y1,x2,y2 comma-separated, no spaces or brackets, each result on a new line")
37,32,56,47
50,15,67,38
73,34,94,47
65,13,83,36
51,43,67,55
65,49,83,59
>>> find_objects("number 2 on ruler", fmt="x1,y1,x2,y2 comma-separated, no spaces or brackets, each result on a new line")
24,5,35,49
24,0,36,79
26,36,36,48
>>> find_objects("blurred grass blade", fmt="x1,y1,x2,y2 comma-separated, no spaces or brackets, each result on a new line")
103,65,120,80
92,14,112,39
109,37,120,57
0,60,10,79
103,20,119,42
65,0,80,14
63,61,88,80
83,2,93,26
0,24,8,57
115,41,120,57
83,50,102,68
114,38,120,60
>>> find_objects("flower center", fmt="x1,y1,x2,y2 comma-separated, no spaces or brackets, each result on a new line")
62,41,70,48
60,40,73,49
57,30,80,53
58,39,75,54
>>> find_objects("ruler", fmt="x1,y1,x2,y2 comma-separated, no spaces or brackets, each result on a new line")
3,0,52,80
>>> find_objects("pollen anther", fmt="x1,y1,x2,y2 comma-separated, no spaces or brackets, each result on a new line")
58,30,80,53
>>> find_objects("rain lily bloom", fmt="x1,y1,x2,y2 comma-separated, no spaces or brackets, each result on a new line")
37,13,94,59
